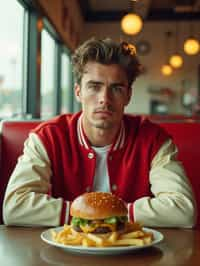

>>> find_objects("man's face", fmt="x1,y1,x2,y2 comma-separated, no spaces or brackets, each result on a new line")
75,62,131,131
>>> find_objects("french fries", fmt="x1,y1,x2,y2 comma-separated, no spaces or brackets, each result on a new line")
51,222,154,248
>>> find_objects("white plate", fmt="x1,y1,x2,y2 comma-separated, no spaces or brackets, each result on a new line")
41,226,164,255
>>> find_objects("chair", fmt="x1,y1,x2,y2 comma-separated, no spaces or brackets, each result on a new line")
0,120,41,224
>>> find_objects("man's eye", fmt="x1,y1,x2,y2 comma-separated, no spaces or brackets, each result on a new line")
112,86,123,94
88,85,99,91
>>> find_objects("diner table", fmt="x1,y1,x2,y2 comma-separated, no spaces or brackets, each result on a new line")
0,225,199,266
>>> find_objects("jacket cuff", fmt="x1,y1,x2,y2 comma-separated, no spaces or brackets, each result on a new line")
127,203,134,222
60,200,71,225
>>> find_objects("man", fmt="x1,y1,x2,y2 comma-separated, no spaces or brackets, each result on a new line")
3,38,196,227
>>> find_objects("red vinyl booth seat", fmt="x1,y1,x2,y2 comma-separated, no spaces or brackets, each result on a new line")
0,120,41,224
0,120,200,227
159,122,200,228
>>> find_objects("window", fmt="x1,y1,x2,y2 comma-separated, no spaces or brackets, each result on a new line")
41,29,56,118
61,52,73,113
0,0,24,118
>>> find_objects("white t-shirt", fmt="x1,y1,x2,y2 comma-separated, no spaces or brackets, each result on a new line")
92,145,111,192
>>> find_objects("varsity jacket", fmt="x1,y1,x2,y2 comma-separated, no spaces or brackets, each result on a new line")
3,112,196,227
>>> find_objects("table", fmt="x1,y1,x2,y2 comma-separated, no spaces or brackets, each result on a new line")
0,225,199,266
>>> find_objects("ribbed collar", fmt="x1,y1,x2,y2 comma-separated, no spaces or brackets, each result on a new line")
77,113,125,151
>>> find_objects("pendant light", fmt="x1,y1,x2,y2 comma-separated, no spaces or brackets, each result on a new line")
169,22,183,69
161,65,173,76
184,37,199,55
121,0,143,35
169,55,183,68
161,32,173,76
183,3,200,55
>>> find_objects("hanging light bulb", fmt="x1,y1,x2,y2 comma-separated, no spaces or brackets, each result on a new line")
184,37,200,55
121,0,143,35
183,1,200,55
161,64,173,76
161,32,173,76
169,54,183,68
169,22,183,69
121,13,143,35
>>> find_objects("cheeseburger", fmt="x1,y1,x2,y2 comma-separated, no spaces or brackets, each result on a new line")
70,192,128,234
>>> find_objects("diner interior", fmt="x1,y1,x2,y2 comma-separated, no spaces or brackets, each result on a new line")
0,0,200,119
0,0,200,265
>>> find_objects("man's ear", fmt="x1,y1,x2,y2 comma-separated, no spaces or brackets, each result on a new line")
74,83,81,102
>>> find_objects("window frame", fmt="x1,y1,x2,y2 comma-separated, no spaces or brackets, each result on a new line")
16,0,75,118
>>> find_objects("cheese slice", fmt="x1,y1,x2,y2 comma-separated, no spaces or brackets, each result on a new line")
80,223,116,233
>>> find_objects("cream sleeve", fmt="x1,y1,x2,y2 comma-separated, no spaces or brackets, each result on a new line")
3,133,70,227
133,139,197,228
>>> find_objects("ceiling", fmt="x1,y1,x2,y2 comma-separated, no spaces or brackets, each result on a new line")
78,0,200,22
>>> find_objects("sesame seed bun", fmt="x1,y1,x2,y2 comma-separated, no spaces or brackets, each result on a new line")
70,192,127,220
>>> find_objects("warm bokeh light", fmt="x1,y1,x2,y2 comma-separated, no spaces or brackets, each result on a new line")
161,64,173,76
169,54,183,68
37,19,43,31
121,13,143,35
121,42,137,55
183,38,200,55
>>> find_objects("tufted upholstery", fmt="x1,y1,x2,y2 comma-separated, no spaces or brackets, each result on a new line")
0,119,199,227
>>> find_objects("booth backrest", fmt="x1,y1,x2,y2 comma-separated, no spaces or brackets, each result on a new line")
148,114,200,121
159,122,200,228
0,121,41,224
0,120,199,227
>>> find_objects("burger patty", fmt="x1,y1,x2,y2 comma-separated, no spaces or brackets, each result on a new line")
72,222,125,234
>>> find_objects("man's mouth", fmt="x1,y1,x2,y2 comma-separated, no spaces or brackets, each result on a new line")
94,106,114,113
94,109,113,117
95,110,112,114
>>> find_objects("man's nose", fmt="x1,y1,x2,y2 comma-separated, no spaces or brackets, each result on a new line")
99,87,111,104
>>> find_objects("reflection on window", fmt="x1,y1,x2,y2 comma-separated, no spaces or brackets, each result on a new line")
0,0,24,118
41,29,55,118
61,52,73,113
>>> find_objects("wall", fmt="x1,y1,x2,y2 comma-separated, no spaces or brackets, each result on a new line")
81,20,200,114
36,0,84,50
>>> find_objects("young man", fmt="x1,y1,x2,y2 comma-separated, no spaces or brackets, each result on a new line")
3,38,196,227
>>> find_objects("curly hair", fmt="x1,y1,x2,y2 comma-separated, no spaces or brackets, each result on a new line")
71,38,141,87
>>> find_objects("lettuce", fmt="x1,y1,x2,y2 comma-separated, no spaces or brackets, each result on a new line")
104,216,128,224
71,216,128,226
71,217,90,226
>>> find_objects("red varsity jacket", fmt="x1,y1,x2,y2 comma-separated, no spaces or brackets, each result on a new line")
33,112,169,222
